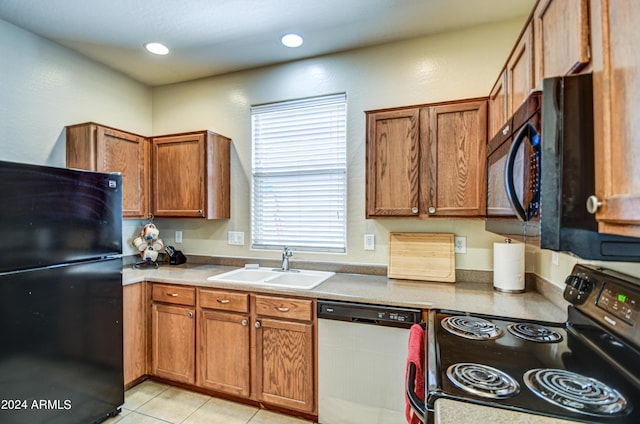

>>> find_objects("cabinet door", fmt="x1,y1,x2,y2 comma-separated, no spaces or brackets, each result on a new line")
151,131,231,219
506,21,534,116
123,283,147,387
420,100,487,217
255,318,314,413
488,70,507,141
198,310,250,396
151,303,195,384
534,0,590,85
366,108,420,217
66,123,149,218
151,133,206,217
592,0,640,236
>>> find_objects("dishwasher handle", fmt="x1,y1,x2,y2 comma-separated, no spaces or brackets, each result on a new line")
406,362,426,423
352,317,381,325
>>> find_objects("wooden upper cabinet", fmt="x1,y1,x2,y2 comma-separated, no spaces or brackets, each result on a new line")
506,20,535,116
66,123,149,218
151,130,230,219
591,0,640,236
488,70,507,141
366,108,420,217
366,99,487,219
534,0,590,86
420,100,487,217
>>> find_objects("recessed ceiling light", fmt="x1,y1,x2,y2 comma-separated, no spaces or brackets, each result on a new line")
144,42,169,55
281,33,303,48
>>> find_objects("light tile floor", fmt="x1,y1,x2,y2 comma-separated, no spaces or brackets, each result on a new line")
104,380,316,424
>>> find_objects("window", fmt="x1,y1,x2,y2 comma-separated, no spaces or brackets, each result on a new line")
251,93,347,252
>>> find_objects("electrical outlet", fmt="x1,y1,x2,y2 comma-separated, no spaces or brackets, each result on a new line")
227,231,245,245
175,231,183,244
364,234,375,250
552,251,559,266
454,236,467,254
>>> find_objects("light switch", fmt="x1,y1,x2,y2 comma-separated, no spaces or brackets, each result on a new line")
364,234,375,250
228,231,245,245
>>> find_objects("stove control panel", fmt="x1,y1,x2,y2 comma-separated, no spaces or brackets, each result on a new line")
597,283,639,325
563,273,594,305
569,264,640,346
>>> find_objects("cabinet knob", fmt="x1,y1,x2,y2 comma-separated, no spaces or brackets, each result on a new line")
586,195,603,214
428,206,436,214
502,125,510,135
241,319,248,327
411,207,419,214
255,321,261,329
187,312,193,318
197,210,203,215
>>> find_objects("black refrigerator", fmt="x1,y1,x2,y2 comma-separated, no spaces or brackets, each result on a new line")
0,160,124,424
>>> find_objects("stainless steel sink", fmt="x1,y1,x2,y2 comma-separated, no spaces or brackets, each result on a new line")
207,267,334,290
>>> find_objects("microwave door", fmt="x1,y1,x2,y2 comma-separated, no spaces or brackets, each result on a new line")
505,123,541,221
487,140,516,217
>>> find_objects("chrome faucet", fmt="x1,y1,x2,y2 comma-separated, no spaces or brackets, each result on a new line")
281,246,293,271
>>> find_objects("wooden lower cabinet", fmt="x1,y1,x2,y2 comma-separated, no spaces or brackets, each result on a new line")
123,282,147,387
149,284,317,416
255,318,315,413
151,303,196,384
198,310,251,396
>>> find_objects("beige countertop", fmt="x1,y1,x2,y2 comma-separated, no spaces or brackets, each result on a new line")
123,263,567,322
434,399,577,424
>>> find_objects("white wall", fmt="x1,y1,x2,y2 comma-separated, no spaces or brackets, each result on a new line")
148,19,525,269
0,18,153,166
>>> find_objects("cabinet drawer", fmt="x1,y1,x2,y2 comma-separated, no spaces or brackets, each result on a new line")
152,284,195,306
254,295,313,321
199,289,248,313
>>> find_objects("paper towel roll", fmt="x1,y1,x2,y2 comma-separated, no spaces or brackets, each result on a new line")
493,241,525,293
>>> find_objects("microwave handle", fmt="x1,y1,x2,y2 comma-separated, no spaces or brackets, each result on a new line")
505,124,540,221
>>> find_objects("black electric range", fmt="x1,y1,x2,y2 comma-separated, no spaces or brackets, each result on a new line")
407,264,640,423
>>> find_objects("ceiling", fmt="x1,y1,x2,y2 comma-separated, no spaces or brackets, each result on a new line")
0,0,534,86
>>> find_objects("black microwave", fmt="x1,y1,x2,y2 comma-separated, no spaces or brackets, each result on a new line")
486,73,640,261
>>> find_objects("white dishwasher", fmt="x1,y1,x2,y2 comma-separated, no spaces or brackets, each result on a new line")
318,300,422,424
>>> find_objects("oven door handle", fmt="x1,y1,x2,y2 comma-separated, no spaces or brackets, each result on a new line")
406,362,426,423
505,123,541,222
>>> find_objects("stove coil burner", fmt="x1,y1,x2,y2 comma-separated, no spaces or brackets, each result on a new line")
441,315,503,340
507,323,563,343
524,368,629,417
447,363,520,399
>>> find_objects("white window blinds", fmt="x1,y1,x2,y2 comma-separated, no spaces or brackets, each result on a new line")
251,93,347,252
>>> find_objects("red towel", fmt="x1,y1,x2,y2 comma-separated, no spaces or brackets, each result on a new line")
405,324,425,424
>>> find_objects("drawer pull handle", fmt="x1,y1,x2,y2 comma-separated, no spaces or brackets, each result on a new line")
216,299,230,304
276,307,290,312
166,293,179,297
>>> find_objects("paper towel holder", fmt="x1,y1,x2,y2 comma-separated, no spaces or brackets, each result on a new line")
493,238,526,293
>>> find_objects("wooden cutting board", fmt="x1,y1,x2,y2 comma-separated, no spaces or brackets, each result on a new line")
388,232,455,282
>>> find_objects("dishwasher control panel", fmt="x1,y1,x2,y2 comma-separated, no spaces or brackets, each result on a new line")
317,300,422,328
